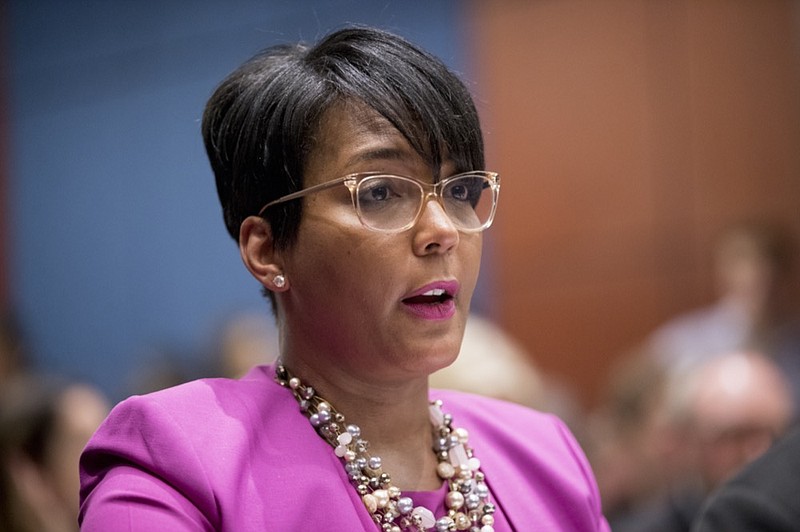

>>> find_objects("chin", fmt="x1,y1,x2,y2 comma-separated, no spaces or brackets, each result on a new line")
417,346,461,377
392,325,465,377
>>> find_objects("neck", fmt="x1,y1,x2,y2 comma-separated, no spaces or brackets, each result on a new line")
278,354,442,490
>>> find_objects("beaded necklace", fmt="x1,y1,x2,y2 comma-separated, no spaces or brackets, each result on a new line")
275,364,497,532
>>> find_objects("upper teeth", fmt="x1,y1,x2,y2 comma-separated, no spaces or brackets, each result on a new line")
424,289,446,296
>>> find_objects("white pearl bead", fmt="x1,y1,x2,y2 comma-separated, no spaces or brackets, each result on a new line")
468,457,481,471
373,489,389,508
446,490,465,510
397,497,414,515
437,462,455,479
362,493,377,513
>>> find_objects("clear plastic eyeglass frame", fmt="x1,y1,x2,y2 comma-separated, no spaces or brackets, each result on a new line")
258,171,500,234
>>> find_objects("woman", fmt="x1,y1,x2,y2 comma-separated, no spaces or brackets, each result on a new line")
79,27,609,531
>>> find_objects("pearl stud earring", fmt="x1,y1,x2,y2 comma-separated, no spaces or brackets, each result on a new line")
273,274,286,288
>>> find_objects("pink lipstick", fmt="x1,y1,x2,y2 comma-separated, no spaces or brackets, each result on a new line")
401,281,459,320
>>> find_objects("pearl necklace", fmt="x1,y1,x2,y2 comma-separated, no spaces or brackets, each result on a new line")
275,365,497,532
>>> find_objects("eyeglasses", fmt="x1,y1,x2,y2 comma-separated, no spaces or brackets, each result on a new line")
258,171,500,233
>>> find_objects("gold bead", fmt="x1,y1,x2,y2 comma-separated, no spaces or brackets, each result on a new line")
454,512,471,530
366,466,383,477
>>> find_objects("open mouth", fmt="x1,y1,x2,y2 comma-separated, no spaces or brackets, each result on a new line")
401,281,459,320
402,288,453,305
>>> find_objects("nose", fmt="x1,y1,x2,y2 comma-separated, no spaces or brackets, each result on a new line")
412,194,459,255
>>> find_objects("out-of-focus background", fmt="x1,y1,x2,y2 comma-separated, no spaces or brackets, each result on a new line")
1,1,800,531
480,0,800,408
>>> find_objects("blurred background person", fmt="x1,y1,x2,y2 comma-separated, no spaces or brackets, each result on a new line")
608,349,794,532
430,313,580,422
647,220,800,404
586,350,675,526
692,425,800,532
677,351,794,491
121,343,198,398
0,375,110,532
122,310,279,396
210,310,279,379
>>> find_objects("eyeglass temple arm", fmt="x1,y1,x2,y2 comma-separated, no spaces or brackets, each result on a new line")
258,178,349,216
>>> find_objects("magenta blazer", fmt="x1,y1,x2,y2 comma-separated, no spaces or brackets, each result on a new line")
80,365,609,531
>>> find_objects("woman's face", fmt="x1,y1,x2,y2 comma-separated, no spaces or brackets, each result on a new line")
278,102,483,383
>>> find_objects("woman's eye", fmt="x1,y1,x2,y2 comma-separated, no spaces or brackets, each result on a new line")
447,183,479,204
368,186,390,201
449,184,470,201
359,179,401,207
358,179,404,203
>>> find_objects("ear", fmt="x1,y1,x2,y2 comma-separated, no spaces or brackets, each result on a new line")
239,216,289,292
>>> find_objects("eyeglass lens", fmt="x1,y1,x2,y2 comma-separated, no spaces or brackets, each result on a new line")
355,174,494,232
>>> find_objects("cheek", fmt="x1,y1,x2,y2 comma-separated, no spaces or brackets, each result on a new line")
460,238,484,288
291,224,381,298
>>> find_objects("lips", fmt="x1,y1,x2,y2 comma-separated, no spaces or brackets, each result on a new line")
402,281,459,320
403,287,450,304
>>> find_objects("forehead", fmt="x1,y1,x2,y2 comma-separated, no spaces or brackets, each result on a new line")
304,101,435,182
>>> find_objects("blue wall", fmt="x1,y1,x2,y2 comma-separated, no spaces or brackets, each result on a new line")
7,1,482,400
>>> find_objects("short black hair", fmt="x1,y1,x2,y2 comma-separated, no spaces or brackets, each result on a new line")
202,26,485,250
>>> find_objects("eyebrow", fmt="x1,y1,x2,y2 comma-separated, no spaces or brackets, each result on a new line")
344,147,414,167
